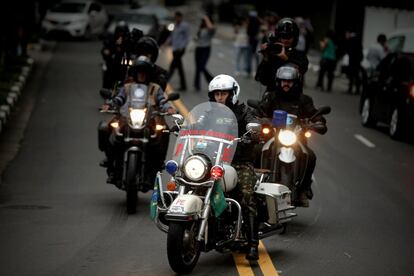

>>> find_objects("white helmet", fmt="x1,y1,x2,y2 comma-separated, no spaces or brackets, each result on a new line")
208,74,240,105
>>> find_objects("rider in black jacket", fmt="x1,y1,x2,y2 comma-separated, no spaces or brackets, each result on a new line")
208,74,260,261
257,64,327,207
255,17,309,92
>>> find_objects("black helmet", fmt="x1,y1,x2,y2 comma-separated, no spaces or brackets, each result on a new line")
128,55,155,81
114,21,130,38
136,36,159,63
275,17,299,47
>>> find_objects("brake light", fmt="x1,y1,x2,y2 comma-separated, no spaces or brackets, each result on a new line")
210,165,224,180
409,83,414,100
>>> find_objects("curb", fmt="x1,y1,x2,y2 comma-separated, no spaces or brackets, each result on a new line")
0,57,34,135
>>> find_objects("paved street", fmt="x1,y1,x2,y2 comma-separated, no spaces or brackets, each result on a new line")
0,28,413,275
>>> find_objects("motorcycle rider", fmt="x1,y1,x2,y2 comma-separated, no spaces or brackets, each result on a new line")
255,17,309,92
101,55,176,187
256,64,327,207
208,74,260,261
126,36,168,91
101,21,133,89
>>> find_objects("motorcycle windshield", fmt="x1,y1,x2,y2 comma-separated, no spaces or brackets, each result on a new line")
173,102,238,166
120,83,148,117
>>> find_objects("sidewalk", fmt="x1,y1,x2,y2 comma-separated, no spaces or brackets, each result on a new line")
0,40,56,182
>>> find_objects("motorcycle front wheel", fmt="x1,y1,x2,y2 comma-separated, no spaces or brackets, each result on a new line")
167,222,201,274
126,152,139,214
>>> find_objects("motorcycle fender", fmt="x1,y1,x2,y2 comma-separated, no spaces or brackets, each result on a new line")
167,195,203,216
278,147,296,163
255,182,292,224
221,164,237,192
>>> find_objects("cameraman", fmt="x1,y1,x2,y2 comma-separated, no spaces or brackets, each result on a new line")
255,17,309,92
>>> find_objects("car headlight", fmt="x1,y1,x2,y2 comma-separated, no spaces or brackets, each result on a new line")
167,23,175,32
278,130,297,146
129,108,146,128
183,155,209,181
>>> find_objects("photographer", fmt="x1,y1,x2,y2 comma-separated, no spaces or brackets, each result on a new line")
255,17,309,92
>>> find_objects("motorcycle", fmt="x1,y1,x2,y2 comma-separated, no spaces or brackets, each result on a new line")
248,99,331,204
153,102,298,274
99,84,179,214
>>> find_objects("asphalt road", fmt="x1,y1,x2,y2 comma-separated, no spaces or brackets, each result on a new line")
0,36,413,276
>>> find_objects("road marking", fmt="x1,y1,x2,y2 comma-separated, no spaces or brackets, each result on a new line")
354,134,376,148
258,240,279,276
233,241,279,276
232,251,254,275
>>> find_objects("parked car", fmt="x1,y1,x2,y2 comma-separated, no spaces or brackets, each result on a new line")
134,4,175,45
106,10,159,38
360,28,414,140
41,0,108,39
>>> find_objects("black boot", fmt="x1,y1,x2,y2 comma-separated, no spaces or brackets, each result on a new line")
245,214,259,261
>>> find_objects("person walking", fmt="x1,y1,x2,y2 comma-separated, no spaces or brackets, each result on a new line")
194,15,215,91
233,16,250,77
165,11,191,91
315,30,337,92
344,29,364,94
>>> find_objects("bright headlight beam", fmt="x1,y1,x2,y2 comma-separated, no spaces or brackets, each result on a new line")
278,130,297,146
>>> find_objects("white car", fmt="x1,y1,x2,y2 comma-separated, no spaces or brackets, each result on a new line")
41,0,108,39
106,11,159,38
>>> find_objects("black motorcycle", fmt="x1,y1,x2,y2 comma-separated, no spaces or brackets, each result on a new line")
99,84,179,214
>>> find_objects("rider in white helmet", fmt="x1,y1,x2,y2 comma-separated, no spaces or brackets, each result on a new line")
208,74,261,261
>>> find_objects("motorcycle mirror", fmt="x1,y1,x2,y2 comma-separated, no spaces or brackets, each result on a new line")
246,122,261,133
100,88,112,99
172,114,184,125
166,92,180,102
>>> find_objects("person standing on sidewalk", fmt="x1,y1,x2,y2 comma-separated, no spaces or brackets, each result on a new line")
165,11,191,91
194,15,215,91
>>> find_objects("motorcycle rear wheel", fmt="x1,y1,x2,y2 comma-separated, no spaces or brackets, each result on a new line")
167,222,201,274
126,152,138,214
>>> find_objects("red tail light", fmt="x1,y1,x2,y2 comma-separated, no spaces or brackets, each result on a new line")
210,165,224,179
409,82,414,101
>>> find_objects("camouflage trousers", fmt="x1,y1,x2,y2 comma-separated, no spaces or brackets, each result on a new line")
233,162,257,216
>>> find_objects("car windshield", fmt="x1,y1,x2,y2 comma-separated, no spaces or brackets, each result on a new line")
50,3,87,13
138,6,169,20
113,13,154,24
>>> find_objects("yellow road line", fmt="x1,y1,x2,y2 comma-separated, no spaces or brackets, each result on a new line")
257,240,279,276
232,251,254,276
233,241,278,276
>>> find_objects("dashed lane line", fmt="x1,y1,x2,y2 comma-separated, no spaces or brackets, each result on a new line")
354,134,376,148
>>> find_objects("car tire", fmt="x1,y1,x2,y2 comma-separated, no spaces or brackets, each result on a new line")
361,97,376,127
389,108,405,140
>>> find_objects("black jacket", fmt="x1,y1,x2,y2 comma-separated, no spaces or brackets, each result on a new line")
232,102,260,163
255,50,309,91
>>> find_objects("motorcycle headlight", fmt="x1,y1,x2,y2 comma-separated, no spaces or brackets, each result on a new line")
278,130,297,146
183,155,209,181
129,108,146,128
